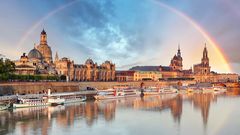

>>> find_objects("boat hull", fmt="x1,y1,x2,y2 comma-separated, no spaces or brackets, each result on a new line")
94,94,139,100
13,103,50,108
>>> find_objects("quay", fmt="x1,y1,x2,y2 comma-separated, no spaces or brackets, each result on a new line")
0,90,97,102
0,81,238,101
0,81,196,95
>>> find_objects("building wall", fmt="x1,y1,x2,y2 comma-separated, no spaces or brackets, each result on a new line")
193,74,238,83
134,71,162,81
55,58,115,82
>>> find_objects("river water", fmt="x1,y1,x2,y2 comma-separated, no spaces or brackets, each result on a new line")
1,88,240,135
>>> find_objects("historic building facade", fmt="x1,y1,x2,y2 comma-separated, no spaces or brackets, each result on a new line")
116,70,162,81
15,29,116,81
193,45,211,75
129,46,189,79
169,46,183,71
36,29,53,64
129,45,238,83
15,30,55,75
193,45,238,83
55,57,115,81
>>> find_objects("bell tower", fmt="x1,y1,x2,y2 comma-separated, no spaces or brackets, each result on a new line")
40,29,47,44
36,29,53,64
201,44,209,67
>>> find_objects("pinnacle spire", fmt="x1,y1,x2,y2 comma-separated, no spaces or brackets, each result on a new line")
41,28,46,35
55,52,59,62
177,44,181,57
34,43,37,49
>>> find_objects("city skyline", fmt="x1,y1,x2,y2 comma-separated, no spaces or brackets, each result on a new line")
0,0,239,73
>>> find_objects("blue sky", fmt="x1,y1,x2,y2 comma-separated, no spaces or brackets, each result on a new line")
0,0,240,73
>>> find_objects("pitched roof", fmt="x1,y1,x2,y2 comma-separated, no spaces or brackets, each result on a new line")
129,66,160,71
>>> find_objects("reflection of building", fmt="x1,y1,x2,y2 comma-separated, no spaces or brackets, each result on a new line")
191,93,216,126
15,29,116,81
116,70,162,81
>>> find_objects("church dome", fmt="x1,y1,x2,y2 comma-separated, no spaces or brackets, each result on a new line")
28,48,43,60
85,58,94,65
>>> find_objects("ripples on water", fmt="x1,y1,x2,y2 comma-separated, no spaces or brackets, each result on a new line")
1,88,240,135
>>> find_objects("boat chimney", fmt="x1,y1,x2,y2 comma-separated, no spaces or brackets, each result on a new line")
48,88,51,96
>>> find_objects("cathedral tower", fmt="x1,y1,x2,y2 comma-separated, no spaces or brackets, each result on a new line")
36,29,53,64
170,45,183,71
193,44,211,75
201,44,209,67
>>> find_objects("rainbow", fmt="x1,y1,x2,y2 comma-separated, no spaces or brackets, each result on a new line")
151,0,232,72
17,0,79,49
17,0,232,72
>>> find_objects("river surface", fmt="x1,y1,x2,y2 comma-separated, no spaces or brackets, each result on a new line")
1,88,240,135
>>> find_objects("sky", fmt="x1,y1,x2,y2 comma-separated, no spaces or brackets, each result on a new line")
0,0,240,73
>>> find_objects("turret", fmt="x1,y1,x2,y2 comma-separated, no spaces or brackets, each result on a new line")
55,52,59,62
177,44,181,57
40,29,47,44
201,43,209,67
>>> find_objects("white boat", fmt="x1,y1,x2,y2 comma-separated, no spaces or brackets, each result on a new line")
0,102,10,110
144,87,161,95
13,89,87,108
48,92,87,104
213,86,227,93
94,88,139,100
201,87,215,93
47,97,65,106
159,86,178,94
13,98,50,108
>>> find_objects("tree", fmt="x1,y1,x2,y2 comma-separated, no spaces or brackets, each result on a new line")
0,58,15,74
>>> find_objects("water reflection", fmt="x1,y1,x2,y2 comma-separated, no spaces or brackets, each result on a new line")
0,89,240,135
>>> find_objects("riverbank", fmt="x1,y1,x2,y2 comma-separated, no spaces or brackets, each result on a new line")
0,81,197,95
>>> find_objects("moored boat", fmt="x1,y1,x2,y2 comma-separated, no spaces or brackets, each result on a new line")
213,86,227,93
159,86,178,94
0,102,11,110
94,88,139,100
13,98,50,108
48,92,87,104
144,87,160,95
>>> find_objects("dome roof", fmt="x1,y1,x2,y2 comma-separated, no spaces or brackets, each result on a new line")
28,48,43,60
85,58,94,65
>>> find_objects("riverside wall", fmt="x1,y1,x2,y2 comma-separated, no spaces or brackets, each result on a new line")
0,81,197,95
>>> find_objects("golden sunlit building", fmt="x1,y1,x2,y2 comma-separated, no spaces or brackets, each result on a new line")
15,29,116,81
55,57,116,81
129,46,192,80
15,30,56,75
116,70,162,81
133,71,162,81
193,45,238,83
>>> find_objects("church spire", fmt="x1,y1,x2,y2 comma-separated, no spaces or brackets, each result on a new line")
41,29,46,35
34,43,37,49
203,43,208,59
202,43,209,66
177,44,181,57
55,52,59,62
